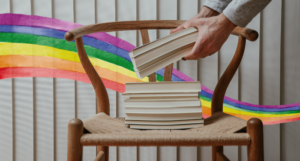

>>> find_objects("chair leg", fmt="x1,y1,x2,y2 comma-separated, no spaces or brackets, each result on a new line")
216,151,230,161
97,146,108,161
94,151,105,161
68,118,83,161
212,146,223,161
247,118,264,161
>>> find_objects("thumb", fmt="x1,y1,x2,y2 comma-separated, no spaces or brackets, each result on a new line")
183,50,198,60
183,53,196,60
171,24,185,33
183,39,203,60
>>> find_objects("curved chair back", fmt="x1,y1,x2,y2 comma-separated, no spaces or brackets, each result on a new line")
65,20,258,115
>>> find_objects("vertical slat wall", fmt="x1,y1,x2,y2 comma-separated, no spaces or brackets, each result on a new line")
53,1,76,161
96,1,118,161
260,1,282,161
11,1,34,161
177,1,198,161
157,1,178,160
281,0,300,161
0,1,12,161
32,1,54,161
137,1,157,161
0,0,300,161
116,1,137,161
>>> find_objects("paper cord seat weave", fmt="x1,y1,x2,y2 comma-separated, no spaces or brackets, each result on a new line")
81,112,250,146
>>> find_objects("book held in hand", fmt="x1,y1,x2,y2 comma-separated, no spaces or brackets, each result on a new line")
129,27,198,79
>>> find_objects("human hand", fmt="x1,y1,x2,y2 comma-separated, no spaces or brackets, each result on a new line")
171,6,219,33
171,7,237,60
181,13,236,60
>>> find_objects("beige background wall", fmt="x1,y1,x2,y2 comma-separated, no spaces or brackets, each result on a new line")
0,0,299,161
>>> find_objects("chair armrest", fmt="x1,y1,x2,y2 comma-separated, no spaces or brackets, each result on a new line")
64,20,258,42
211,36,246,114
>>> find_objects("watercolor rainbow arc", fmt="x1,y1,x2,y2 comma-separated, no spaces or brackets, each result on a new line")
0,13,299,125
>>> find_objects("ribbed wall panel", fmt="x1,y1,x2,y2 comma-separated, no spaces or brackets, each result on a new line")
157,1,178,161
137,1,158,161
281,1,300,161
0,2,12,161
11,1,34,161
0,0,299,161
53,1,76,161
116,0,138,161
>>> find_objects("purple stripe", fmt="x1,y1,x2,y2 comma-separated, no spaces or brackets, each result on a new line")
0,13,135,52
201,85,214,94
171,68,195,82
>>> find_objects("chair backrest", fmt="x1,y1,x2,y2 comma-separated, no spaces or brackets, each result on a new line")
65,20,258,116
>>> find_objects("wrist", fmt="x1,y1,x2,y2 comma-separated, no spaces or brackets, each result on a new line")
198,6,219,18
218,13,237,31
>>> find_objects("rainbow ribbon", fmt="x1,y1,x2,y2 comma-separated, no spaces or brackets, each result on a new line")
0,13,299,125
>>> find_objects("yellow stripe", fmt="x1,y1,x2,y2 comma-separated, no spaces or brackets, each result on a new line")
0,42,148,82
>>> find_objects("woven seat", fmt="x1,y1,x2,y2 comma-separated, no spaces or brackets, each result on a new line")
81,112,250,146
65,20,264,161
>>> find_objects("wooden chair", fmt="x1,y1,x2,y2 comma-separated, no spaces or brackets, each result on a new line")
65,20,263,161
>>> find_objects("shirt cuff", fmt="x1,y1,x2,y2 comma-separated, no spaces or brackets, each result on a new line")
223,4,249,27
223,0,271,27
203,0,232,14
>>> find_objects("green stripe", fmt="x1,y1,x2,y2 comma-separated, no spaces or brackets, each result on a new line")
156,73,163,81
0,32,134,71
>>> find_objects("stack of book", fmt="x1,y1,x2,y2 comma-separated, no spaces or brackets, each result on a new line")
122,81,203,130
129,27,198,79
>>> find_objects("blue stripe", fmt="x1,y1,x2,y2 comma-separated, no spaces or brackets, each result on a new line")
155,68,184,82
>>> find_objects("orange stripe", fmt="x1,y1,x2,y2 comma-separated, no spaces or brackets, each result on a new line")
0,55,141,84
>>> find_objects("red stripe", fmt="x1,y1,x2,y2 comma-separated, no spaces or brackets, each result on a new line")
262,117,300,125
0,67,125,93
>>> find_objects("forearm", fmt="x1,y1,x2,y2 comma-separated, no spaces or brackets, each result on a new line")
204,0,272,27
203,0,232,14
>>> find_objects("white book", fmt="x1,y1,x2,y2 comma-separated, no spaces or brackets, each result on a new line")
130,123,203,130
122,92,200,98
125,106,202,113
125,119,204,125
129,27,197,58
133,33,197,69
124,98,201,108
125,81,201,93
125,112,202,121
135,47,192,78
129,27,198,79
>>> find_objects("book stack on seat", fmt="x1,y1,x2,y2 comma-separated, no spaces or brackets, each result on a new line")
122,81,203,130
129,27,198,79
